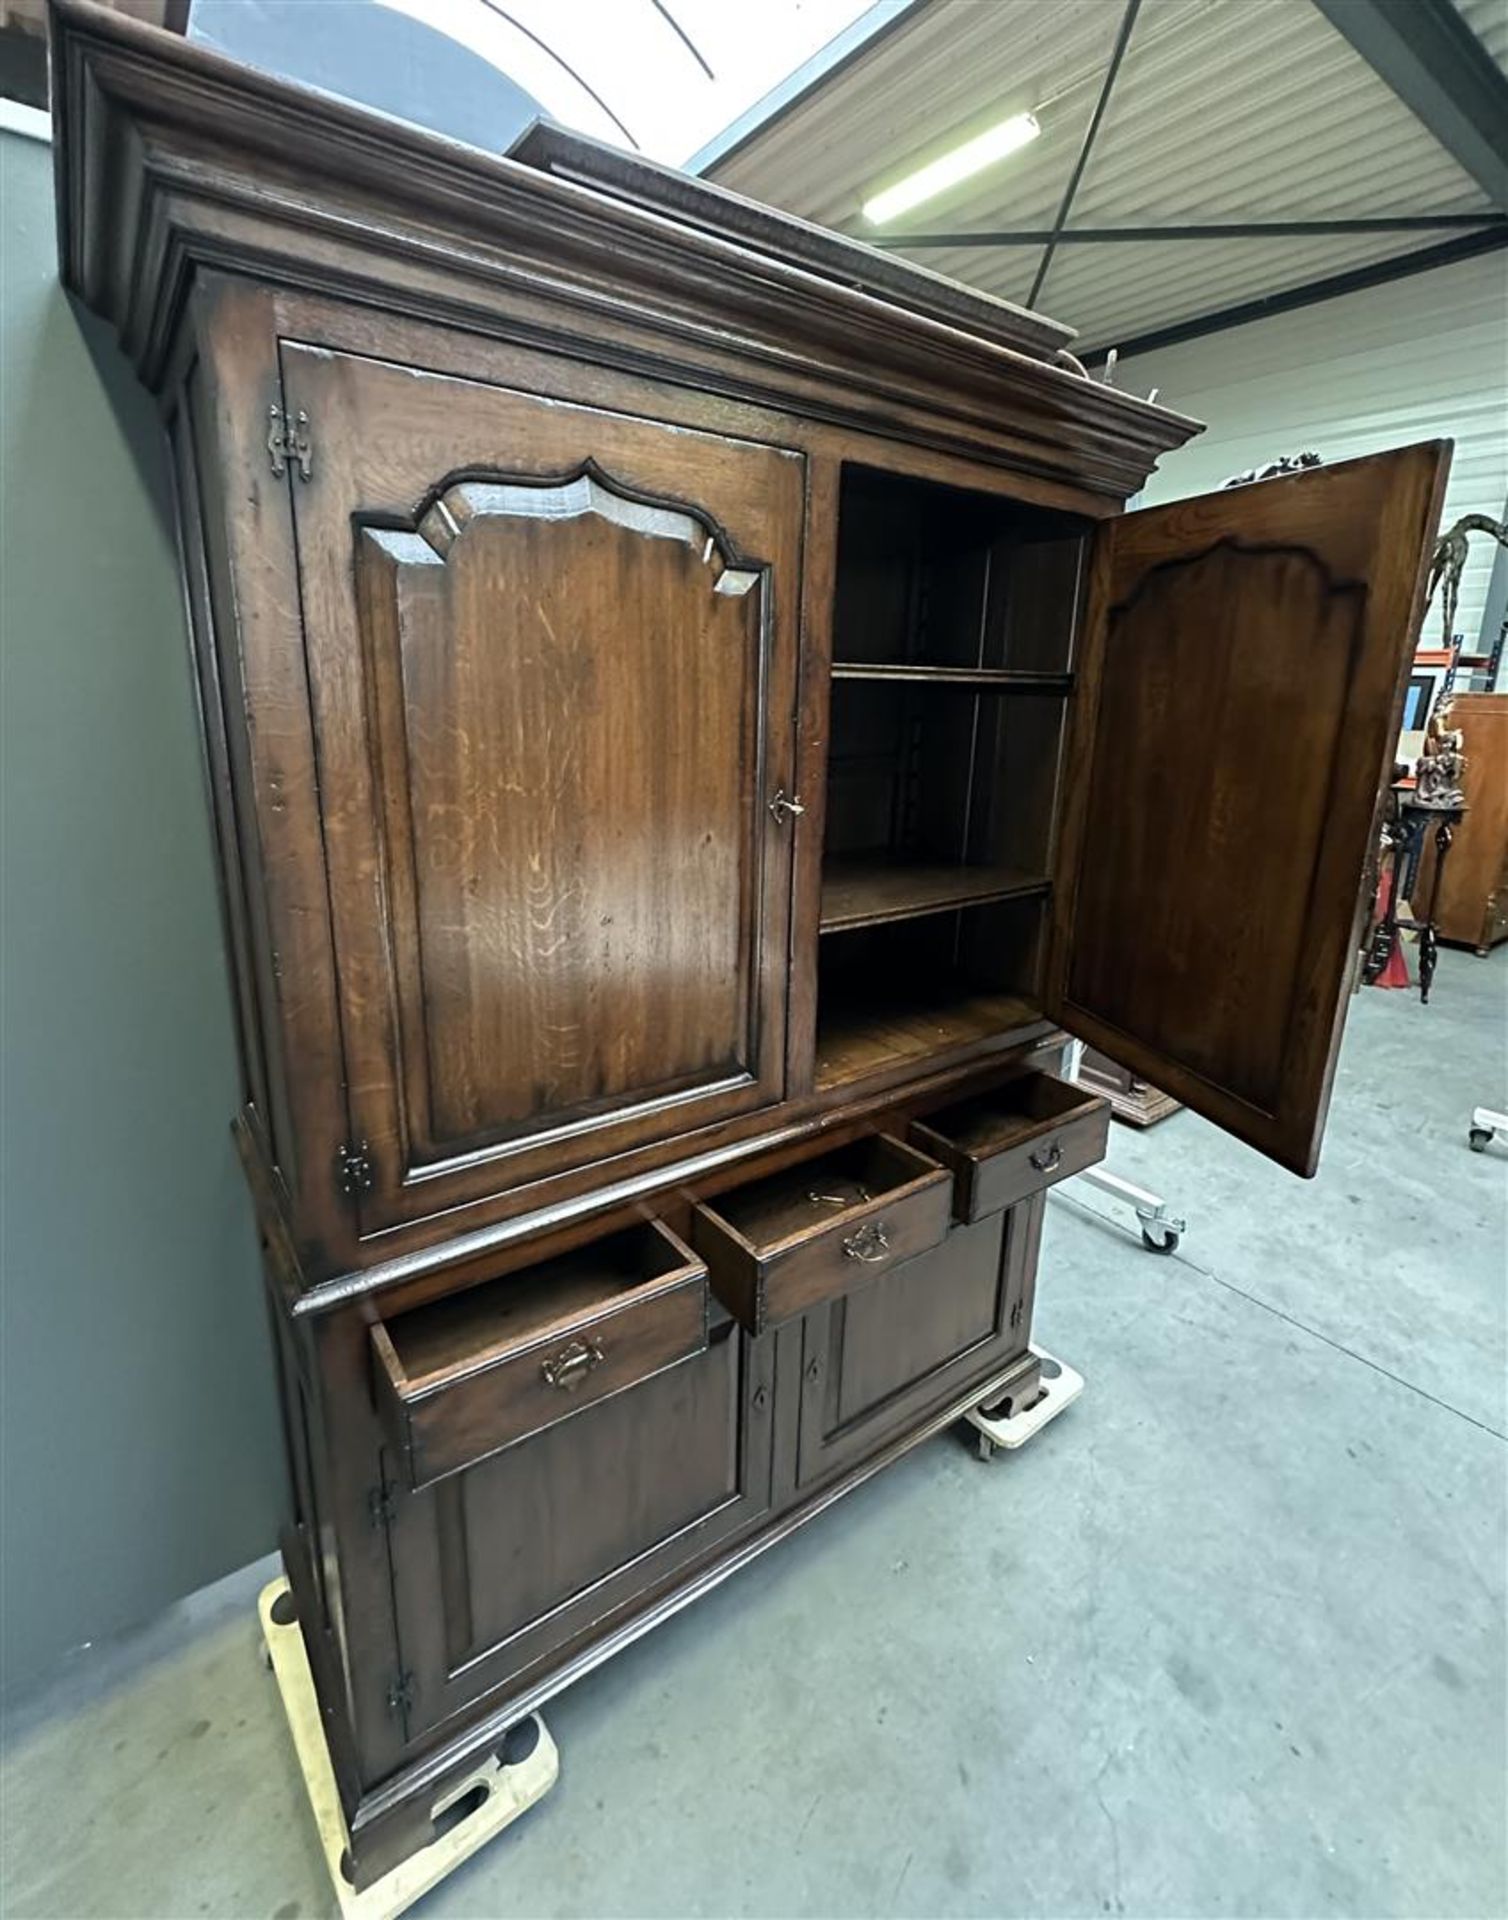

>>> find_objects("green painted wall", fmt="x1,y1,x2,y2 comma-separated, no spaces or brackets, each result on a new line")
1,126,284,1692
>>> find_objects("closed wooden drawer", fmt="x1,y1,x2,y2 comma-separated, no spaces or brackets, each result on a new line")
372,1221,708,1489
909,1073,1109,1222
689,1134,952,1335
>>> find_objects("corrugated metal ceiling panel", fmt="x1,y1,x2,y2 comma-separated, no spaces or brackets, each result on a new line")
1121,252,1508,635
1040,230,1434,352
711,0,1116,232
1068,0,1491,224
710,0,1502,352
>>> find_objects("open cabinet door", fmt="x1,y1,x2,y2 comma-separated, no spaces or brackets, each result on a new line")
1046,444,1449,1176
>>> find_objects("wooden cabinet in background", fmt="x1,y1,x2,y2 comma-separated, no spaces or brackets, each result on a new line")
51,0,1446,1885
1415,692,1508,953
1077,1047,1181,1127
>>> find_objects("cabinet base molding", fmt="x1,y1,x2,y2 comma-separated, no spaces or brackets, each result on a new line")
295,1344,1040,1887
260,1577,559,1910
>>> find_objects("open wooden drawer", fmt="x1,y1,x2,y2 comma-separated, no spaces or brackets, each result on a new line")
909,1072,1109,1222
371,1220,709,1489
689,1134,951,1336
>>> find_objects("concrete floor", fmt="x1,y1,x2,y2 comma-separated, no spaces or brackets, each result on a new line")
3,950,1505,1920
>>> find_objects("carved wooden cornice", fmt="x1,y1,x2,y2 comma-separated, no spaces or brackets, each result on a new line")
49,0,1200,498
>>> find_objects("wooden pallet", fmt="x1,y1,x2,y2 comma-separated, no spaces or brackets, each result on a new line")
259,1578,558,1920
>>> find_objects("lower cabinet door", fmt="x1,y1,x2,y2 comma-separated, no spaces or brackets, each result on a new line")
796,1197,1043,1489
382,1314,774,1745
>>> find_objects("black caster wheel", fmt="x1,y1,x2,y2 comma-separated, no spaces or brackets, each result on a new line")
1469,1127,1493,1152
1141,1224,1179,1255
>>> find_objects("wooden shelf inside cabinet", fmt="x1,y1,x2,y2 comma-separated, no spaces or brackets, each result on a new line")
819,860,1050,934
830,665,1074,693
815,990,1047,1090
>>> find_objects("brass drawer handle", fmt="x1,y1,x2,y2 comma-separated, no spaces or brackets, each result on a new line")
843,1221,891,1264
1030,1141,1063,1174
540,1337,604,1392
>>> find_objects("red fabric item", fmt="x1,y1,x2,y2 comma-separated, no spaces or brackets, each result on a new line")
1369,859,1412,989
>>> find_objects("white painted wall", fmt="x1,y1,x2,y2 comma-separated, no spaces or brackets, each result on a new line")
1121,253,1508,655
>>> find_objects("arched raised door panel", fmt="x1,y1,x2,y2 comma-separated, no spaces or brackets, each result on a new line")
280,344,804,1235
1047,444,1450,1176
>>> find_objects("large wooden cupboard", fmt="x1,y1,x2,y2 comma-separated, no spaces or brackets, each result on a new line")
50,0,1447,1885
1415,692,1508,952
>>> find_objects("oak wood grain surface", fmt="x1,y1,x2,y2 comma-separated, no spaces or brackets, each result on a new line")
690,1135,951,1334
283,343,802,1234
1414,693,1508,950
1048,446,1450,1174
819,858,1050,932
46,7,1458,1884
910,1075,1111,1221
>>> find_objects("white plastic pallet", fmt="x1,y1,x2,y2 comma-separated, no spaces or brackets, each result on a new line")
259,1577,558,1920
966,1347,1084,1457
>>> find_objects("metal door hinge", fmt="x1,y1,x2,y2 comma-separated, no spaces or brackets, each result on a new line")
368,1482,397,1530
336,1140,375,1200
266,404,313,481
386,1669,415,1718
1009,1298,1025,1331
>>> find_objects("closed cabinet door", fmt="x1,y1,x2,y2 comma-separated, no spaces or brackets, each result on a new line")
796,1200,1041,1489
380,1319,774,1745
280,345,804,1234
1048,444,1450,1175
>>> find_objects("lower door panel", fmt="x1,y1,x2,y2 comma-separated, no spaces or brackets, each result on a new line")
797,1197,1043,1488
384,1315,774,1745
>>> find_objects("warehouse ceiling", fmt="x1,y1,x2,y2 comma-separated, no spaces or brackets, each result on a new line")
702,0,1508,361
8,0,1501,364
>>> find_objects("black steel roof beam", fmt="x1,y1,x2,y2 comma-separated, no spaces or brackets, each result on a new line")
869,215,1507,246
1025,0,1142,309
1087,227,1508,363
1311,0,1508,207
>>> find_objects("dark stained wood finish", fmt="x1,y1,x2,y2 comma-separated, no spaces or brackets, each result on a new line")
910,1073,1110,1222
283,344,802,1233
830,664,1075,691
506,122,1076,364
372,1222,709,1489
47,4,1457,1885
814,895,1050,1093
1413,693,1508,952
820,859,1049,933
1075,1047,1182,1126
690,1135,952,1336
181,287,355,1262
1048,446,1451,1176
796,1201,1043,1489
384,1316,775,1745
815,991,1046,1090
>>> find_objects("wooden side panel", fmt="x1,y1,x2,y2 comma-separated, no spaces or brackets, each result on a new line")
1049,445,1450,1175
185,281,354,1263
168,389,273,1137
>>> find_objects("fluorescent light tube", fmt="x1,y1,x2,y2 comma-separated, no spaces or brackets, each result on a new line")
862,113,1041,225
